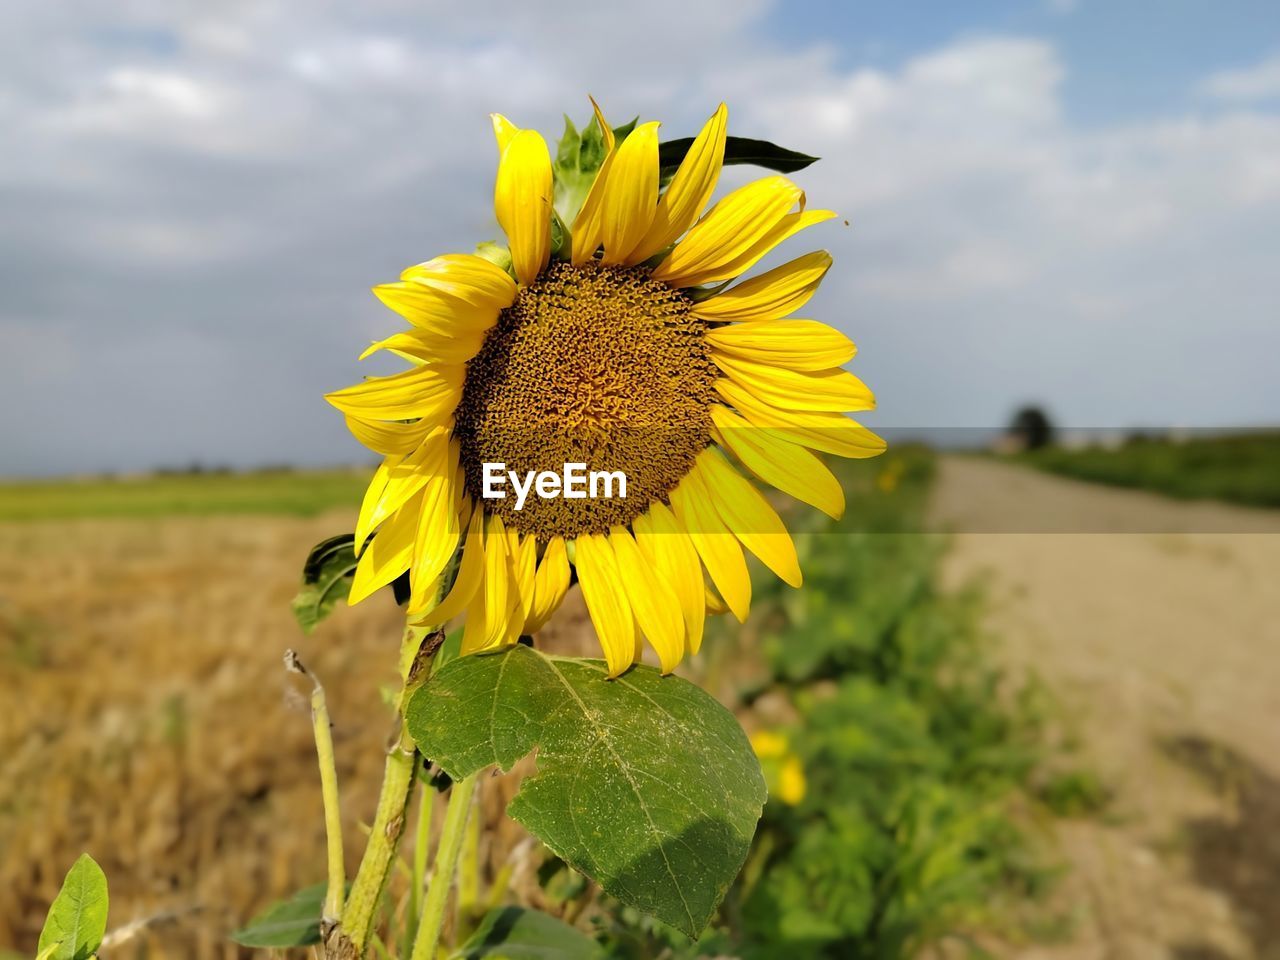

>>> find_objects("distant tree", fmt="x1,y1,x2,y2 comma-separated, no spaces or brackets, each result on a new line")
1008,406,1055,451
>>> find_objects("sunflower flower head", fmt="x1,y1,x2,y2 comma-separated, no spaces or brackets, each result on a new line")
327,100,885,677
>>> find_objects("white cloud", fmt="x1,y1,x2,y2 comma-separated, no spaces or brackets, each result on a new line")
1,3,1279,473
1201,52,1280,101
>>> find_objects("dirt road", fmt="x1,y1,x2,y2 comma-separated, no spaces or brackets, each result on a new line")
930,457,1280,960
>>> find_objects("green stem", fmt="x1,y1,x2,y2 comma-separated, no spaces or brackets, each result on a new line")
413,770,434,915
411,772,479,960
284,651,346,924
403,773,434,956
341,726,417,950
340,622,444,953
311,681,346,922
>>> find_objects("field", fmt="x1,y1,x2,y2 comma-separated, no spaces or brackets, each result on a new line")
0,468,372,522
1010,432,1280,507
1,453,1087,958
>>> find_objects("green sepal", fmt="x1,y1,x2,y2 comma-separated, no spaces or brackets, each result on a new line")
474,241,514,279
659,135,818,182
552,112,608,228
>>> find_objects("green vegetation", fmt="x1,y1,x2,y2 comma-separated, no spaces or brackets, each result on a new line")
597,449,1065,958
0,467,371,522
1012,432,1280,507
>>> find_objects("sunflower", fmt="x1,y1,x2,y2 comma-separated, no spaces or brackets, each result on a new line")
327,100,884,677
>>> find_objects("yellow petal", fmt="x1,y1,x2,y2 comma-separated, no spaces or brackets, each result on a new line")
524,536,569,634
693,449,802,588
708,320,856,371
633,502,705,654
673,209,837,289
650,176,802,287
360,329,486,368
344,414,432,457
599,121,661,264
425,504,486,625
480,515,515,650
372,281,502,336
574,533,638,677
704,582,730,616
512,532,537,632
399,255,517,308
712,405,845,519
491,112,520,154
713,352,874,412
325,364,463,421
349,495,418,605
716,379,886,459
669,470,751,622
589,96,615,153
609,527,685,674
569,99,618,265
493,128,553,286
408,439,462,613
354,428,446,550
692,251,832,322
460,589,490,656
627,104,727,264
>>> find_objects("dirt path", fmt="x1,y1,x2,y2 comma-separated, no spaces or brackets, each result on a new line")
930,457,1280,960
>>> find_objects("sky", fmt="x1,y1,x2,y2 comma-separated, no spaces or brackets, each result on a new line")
2,0,1279,475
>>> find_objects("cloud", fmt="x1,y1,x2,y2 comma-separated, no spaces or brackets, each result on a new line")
1,4,1279,473
1200,52,1280,102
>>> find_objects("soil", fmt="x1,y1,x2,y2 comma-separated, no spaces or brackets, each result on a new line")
930,456,1280,960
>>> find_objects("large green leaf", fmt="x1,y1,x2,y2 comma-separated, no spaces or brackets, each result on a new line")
37,854,109,960
405,646,766,936
291,534,357,633
452,907,602,959
659,135,818,180
230,883,326,948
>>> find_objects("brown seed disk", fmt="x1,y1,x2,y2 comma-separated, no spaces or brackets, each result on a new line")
456,260,716,539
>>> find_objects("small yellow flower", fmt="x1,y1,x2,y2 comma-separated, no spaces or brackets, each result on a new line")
327,100,884,676
749,730,807,805
876,457,905,493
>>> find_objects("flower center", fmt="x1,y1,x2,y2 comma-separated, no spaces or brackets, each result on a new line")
456,260,716,539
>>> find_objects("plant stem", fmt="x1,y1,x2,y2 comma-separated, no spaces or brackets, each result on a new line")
341,725,417,950
339,623,444,953
457,780,481,923
285,651,346,924
403,773,434,956
410,772,479,960
312,681,346,922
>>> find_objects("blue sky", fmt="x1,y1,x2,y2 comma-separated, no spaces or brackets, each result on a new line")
2,1,1279,475
774,0,1280,121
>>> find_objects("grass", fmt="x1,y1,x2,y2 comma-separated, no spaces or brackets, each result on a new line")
0,467,373,522
1010,432,1280,508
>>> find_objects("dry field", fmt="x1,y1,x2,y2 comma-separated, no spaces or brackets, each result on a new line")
0,508,409,955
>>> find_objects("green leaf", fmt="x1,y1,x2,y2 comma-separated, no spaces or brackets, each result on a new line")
291,534,357,633
452,907,602,959
37,854,109,960
230,883,327,948
658,135,818,181
405,646,766,937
